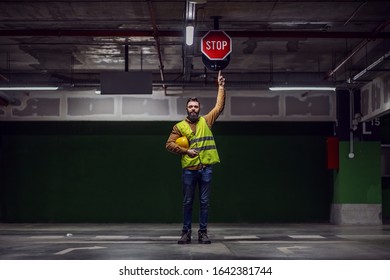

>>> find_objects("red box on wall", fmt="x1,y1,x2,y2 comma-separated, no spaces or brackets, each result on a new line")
327,137,339,169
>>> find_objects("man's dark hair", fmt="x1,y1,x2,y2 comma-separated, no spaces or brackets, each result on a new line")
186,97,200,106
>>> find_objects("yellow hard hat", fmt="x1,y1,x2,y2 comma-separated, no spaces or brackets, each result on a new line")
175,136,189,149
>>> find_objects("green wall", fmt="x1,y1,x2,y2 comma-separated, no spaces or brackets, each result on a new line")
333,141,381,204
0,121,333,223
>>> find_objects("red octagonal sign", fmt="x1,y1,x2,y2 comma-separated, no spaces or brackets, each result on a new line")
201,30,232,60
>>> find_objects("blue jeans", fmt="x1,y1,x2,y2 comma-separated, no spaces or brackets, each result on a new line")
181,166,213,232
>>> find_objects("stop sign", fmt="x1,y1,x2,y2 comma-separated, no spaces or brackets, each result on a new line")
201,30,232,60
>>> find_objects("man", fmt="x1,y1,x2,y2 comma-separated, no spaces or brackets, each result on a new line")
165,71,225,244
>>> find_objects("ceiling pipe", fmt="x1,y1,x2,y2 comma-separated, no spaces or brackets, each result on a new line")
1,29,390,39
183,1,208,83
0,73,9,82
343,1,367,26
183,0,196,82
351,50,390,81
325,19,390,80
147,0,166,94
325,39,368,80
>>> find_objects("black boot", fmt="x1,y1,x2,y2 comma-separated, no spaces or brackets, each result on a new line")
177,230,191,244
198,229,211,244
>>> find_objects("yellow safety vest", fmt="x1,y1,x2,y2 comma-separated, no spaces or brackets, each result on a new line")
176,117,220,168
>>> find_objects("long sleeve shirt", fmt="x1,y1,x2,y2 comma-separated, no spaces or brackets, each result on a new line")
165,85,226,168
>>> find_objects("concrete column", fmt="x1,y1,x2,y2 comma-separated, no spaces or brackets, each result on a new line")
330,89,382,225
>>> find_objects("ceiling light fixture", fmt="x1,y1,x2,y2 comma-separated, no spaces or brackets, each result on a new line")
184,1,203,47
269,86,336,91
185,25,194,46
0,86,59,91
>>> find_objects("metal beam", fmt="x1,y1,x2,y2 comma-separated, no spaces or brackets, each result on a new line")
1,29,390,39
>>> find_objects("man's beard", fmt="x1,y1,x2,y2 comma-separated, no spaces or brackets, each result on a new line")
187,110,199,122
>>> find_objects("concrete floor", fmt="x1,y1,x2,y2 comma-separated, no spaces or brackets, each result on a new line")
1,223,390,260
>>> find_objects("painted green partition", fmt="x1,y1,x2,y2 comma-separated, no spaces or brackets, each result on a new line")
333,141,381,204
0,122,181,222
0,121,333,223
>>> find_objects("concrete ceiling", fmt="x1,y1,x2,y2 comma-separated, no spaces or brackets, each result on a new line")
1,0,390,92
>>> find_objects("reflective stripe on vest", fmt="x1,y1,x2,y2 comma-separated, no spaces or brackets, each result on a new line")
176,117,220,168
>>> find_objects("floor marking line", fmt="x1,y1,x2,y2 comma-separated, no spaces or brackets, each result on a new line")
44,241,151,244
159,236,180,239
95,236,129,239
337,235,390,239
224,235,259,240
29,236,65,239
54,246,106,255
236,240,355,244
36,240,358,245
277,246,309,254
288,235,325,239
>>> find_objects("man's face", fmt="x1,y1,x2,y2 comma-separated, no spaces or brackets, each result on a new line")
186,101,200,122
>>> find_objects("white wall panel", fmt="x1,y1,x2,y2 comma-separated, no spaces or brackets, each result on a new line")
0,88,335,121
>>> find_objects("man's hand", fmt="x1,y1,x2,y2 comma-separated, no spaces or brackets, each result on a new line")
218,70,225,87
186,149,199,158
